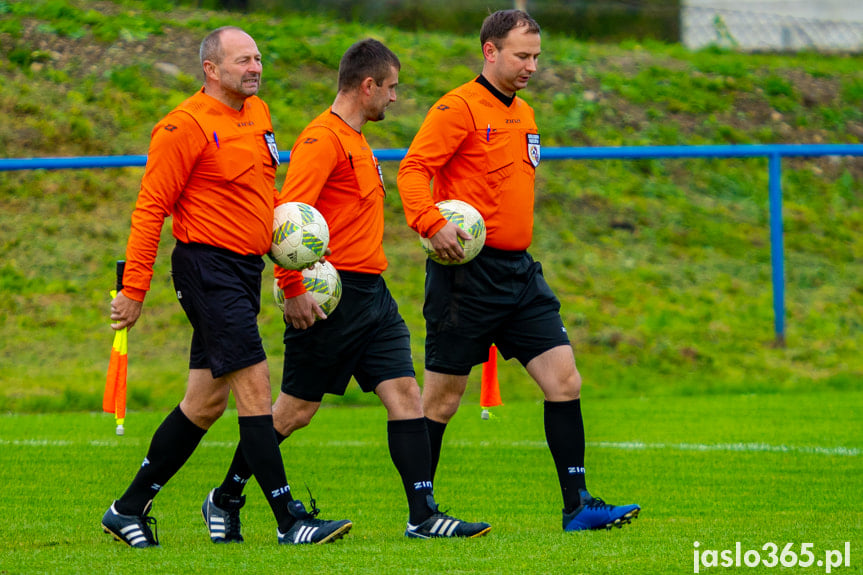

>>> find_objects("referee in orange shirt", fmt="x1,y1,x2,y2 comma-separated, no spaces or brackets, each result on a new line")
101,26,350,548
205,38,490,541
397,10,641,532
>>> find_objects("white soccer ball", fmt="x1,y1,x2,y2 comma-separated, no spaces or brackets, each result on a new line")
274,260,342,317
269,202,330,270
420,199,486,265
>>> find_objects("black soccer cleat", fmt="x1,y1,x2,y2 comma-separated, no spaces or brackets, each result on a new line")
101,500,159,548
202,488,245,543
405,495,491,539
277,499,352,545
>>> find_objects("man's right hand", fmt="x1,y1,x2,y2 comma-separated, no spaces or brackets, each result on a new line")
429,221,472,263
111,291,143,331
283,291,327,330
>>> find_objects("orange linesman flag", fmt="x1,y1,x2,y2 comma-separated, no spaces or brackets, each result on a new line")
480,344,503,409
103,260,127,435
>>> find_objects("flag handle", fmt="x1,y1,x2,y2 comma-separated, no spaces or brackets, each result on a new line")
114,260,126,436
115,260,125,293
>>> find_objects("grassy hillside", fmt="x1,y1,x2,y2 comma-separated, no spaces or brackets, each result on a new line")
1,0,861,413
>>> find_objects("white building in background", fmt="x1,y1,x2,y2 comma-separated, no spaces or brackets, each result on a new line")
682,0,863,52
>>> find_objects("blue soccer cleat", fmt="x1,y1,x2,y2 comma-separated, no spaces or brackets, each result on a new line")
563,489,640,531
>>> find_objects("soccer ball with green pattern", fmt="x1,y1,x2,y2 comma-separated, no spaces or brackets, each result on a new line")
420,199,486,265
274,260,342,316
269,202,330,270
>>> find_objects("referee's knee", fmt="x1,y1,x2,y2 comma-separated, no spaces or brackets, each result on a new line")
274,413,311,436
563,368,582,399
542,369,581,402
181,399,227,429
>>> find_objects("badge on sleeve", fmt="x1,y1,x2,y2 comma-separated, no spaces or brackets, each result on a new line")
264,131,280,167
527,133,541,167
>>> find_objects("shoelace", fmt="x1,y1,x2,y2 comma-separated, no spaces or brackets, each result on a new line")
425,499,460,524
305,486,321,519
585,496,612,510
288,499,333,531
224,507,242,537
425,494,451,516
142,514,159,545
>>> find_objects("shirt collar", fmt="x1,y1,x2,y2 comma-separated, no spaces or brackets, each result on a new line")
476,75,515,107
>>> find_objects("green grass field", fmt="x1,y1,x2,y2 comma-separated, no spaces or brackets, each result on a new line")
1,391,860,574
1,2,862,573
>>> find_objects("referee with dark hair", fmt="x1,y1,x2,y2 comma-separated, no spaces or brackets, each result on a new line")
398,10,641,532
204,38,490,541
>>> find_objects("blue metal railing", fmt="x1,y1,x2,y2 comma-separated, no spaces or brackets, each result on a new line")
4,143,862,344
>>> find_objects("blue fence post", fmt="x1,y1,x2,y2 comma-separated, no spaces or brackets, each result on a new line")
768,152,786,347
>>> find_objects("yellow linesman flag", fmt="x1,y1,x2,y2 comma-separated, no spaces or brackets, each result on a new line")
103,288,128,435
103,260,127,435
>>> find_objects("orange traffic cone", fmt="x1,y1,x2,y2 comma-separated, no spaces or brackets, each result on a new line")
480,344,502,419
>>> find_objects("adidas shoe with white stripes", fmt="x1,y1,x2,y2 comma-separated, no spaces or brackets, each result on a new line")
202,488,245,543
405,495,491,539
101,500,159,548
277,499,352,545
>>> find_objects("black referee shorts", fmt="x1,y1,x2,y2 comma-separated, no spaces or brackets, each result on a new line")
171,242,267,379
423,246,571,375
280,271,415,402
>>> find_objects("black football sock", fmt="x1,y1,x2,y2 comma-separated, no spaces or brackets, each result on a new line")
115,405,206,516
424,417,448,481
544,398,587,513
237,415,294,530
217,429,287,499
388,418,435,524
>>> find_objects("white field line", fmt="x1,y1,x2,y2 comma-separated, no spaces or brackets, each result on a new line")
589,441,862,457
0,438,858,457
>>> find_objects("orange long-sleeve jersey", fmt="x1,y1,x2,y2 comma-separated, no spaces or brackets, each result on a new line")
122,89,280,302
397,77,540,251
275,109,387,298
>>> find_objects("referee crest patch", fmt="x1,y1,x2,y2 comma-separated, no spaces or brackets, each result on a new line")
526,133,541,167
